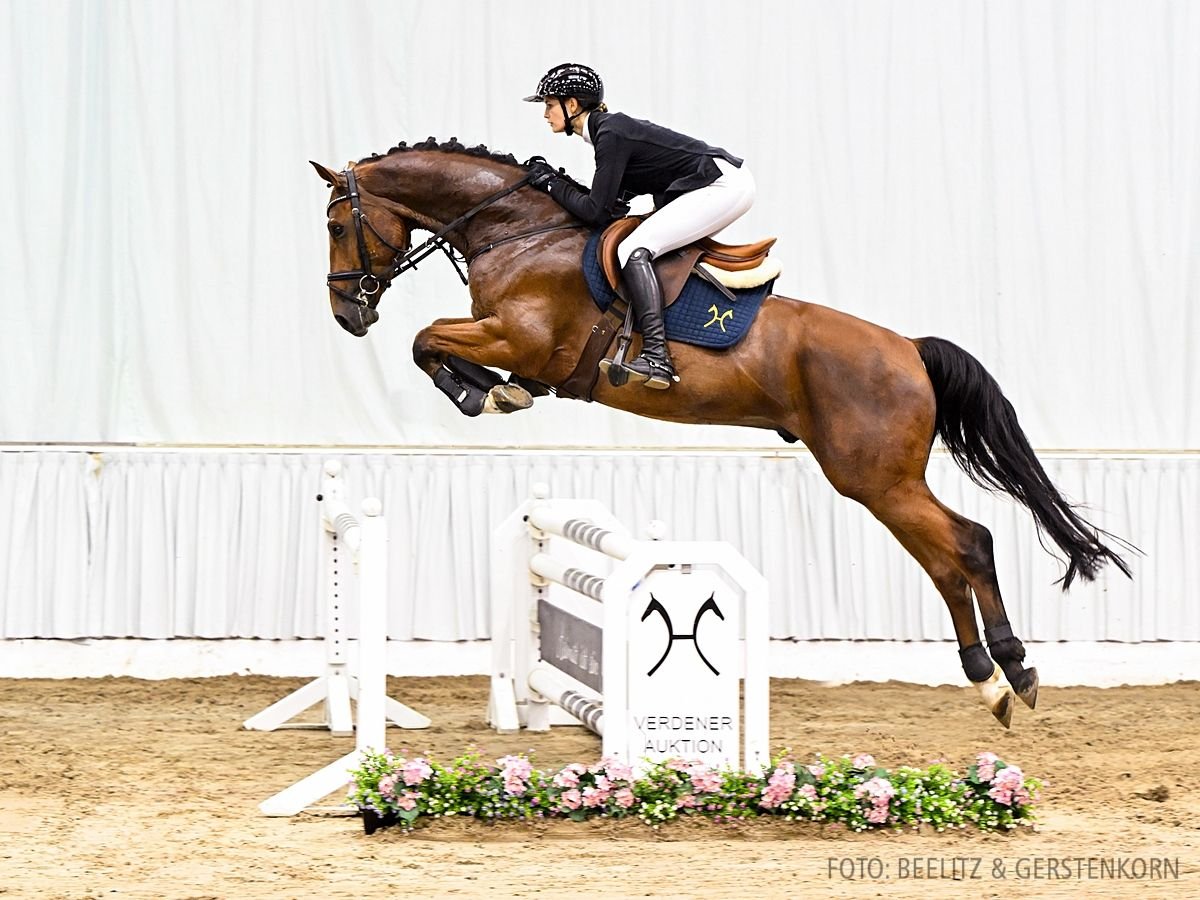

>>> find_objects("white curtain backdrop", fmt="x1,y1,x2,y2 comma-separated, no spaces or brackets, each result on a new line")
0,448,1192,643
0,0,1196,447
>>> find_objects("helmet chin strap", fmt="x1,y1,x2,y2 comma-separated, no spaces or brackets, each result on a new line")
557,98,587,136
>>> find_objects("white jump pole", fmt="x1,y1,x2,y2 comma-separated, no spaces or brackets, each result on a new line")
527,662,605,733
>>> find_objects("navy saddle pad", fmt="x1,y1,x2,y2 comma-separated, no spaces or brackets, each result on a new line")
581,229,774,350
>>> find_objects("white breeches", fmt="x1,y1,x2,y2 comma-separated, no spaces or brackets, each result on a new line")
616,158,756,267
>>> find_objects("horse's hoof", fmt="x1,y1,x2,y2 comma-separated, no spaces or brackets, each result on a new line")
974,662,1016,729
483,384,534,414
1014,667,1039,709
991,692,1014,729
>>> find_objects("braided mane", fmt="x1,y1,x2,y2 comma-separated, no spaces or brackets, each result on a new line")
356,137,524,168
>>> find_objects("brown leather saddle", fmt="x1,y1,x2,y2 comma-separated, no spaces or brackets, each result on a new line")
557,217,777,400
598,216,777,302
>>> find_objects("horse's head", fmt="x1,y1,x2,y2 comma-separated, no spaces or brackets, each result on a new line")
311,161,412,336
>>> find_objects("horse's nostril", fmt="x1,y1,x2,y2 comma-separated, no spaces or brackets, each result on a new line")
333,308,374,337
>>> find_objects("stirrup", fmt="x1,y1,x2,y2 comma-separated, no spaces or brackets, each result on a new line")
598,356,630,388
625,356,678,390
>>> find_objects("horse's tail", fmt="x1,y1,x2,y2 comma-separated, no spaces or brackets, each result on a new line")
914,336,1133,589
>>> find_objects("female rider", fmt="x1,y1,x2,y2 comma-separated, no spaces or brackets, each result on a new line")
525,63,756,390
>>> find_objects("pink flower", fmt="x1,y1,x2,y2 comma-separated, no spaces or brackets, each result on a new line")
559,789,582,810
594,775,612,792
761,762,796,809
666,758,691,772
582,786,610,808
852,753,876,770
854,777,895,802
604,761,634,783
395,791,419,811
976,752,1000,783
497,755,532,796
497,755,532,781
401,758,433,786
807,763,825,778
553,768,581,789
677,794,698,809
797,784,818,801
853,777,894,824
377,775,397,800
688,765,722,794
987,765,1029,807
614,787,635,808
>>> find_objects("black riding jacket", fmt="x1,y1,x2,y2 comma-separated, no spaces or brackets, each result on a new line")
547,111,743,226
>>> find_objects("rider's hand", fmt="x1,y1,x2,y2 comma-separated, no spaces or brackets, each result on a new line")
526,158,560,193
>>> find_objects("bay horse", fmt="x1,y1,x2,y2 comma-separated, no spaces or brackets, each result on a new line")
311,139,1132,728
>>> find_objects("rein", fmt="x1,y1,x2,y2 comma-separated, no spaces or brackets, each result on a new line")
465,223,586,263
325,166,583,307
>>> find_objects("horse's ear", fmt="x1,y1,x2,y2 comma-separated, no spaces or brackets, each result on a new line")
310,160,342,187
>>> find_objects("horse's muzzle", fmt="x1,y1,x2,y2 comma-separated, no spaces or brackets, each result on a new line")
332,300,380,337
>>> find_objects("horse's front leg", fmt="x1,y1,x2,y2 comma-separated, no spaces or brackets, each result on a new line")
412,316,547,417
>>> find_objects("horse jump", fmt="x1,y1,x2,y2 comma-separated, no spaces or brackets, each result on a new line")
488,486,770,772
255,461,428,817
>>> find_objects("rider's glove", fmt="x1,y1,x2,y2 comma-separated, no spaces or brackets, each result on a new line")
526,157,561,193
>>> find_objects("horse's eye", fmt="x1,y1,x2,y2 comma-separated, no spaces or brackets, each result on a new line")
328,221,345,238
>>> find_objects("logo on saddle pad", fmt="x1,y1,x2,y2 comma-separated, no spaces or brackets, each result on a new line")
705,305,734,332
582,228,778,350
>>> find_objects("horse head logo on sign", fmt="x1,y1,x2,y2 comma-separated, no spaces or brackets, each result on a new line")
641,593,724,677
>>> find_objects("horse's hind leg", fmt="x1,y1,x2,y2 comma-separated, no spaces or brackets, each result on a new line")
886,489,1040,710
959,550,1041,710
876,509,1017,727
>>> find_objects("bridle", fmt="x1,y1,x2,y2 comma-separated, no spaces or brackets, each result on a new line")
325,164,586,314
325,169,409,309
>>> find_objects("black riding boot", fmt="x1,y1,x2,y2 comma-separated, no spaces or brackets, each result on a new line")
622,248,677,389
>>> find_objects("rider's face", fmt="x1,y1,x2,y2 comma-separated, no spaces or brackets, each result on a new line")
543,97,579,134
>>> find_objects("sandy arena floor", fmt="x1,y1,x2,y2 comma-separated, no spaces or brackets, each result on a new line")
1,675,1197,899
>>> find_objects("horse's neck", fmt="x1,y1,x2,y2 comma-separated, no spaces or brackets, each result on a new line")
358,153,561,251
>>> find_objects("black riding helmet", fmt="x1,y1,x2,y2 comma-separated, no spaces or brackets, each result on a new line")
524,63,604,136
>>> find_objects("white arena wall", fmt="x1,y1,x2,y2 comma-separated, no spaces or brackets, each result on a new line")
2,2,1198,686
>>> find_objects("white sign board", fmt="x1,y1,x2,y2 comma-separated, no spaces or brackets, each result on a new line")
627,570,741,769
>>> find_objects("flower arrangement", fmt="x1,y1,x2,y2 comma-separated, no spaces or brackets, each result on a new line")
349,749,1042,835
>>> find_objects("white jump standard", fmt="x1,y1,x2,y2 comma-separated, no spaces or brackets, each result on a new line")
489,487,770,772
254,461,428,817
243,461,429,737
